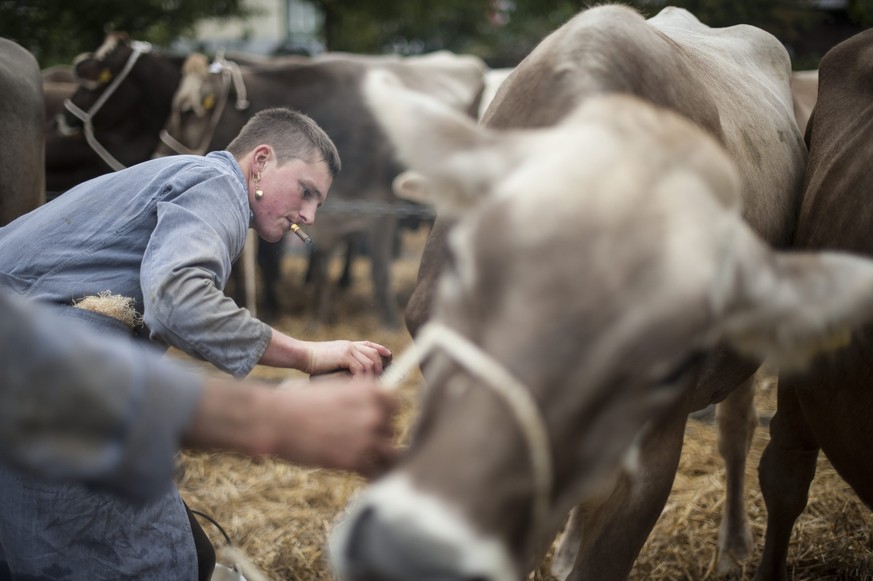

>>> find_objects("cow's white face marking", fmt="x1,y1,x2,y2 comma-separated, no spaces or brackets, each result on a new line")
330,473,517,580
94,34,121,61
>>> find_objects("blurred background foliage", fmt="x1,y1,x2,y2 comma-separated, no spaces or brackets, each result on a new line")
0,0,249,65
1,0,870,69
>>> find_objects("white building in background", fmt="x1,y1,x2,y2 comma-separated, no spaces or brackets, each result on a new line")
175,0,324,56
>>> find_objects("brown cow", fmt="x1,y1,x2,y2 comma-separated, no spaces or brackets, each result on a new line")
0,38,44,226
156,51,484,326
330,5,812,580
755,29,873,581
45,33,185,195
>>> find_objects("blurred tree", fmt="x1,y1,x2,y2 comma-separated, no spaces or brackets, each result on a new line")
307,0,860,68
0,0,248,67
1,0,866,70
311,0,496,55
849,0,873,24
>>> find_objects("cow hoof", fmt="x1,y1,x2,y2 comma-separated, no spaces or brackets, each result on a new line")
716,525,752,575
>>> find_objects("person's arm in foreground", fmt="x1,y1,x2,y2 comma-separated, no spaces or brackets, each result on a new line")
0,289,201,500
0,290,399,502
185,376,399,479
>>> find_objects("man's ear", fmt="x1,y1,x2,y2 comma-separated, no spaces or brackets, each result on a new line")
252,144,271,171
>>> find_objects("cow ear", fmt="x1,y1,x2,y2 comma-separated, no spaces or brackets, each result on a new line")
364,69,516,215
718,227,873,370
392,171,433,204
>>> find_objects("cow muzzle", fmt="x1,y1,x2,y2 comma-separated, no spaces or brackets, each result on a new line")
329,473,517,581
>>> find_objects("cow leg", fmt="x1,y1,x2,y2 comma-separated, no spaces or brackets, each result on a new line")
715,376,757,574
307,244,336,328
553,409,688,581
338,234,363,290
753,378,819,581
368,215,399,328
256,238,283,323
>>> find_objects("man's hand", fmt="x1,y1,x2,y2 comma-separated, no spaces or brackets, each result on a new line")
302,340,393,376
258,329,393,377
269,378,400,478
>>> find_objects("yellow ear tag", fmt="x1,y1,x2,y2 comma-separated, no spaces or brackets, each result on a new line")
98,68,113,84
202,94,216,110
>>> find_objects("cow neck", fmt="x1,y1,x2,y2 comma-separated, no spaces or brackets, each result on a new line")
159,55,250,156
380,321,553,544
63,40,153,171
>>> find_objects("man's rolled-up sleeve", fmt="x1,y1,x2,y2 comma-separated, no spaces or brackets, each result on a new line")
141,176,272,378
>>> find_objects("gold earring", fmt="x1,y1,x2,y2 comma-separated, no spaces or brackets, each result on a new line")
254,172,263,200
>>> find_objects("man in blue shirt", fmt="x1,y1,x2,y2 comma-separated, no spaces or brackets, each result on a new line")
0,107,395,579
0,288,398,499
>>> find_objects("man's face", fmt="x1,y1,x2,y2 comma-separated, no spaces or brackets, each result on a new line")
252,157,332,243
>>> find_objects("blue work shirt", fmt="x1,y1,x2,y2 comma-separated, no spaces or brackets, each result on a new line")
0,151,271,377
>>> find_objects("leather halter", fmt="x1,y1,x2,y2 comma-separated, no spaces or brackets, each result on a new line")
159,53,250,156
380,321,553,541
63,41,153,171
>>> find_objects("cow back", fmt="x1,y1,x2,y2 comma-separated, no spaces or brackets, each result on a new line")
405,4,806,337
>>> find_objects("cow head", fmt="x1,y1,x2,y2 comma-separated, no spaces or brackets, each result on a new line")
62,32,141,132
328,70,873,581
50,32,182,176
153,53,233,157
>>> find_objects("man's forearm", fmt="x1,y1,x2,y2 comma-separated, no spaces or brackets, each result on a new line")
257,328,311,371
182,378,279,457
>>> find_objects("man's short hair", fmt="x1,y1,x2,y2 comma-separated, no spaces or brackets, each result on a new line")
227,107,341,177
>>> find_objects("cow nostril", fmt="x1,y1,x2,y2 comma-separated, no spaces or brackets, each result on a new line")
345,506,376,563
342,505,484,581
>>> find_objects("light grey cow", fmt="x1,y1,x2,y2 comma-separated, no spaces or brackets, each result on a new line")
327,5,835,581
329,71,873,581
331,74,873,581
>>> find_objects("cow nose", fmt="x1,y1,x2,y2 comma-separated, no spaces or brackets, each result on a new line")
341,506,489,581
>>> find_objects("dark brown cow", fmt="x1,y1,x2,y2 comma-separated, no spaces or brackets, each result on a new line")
329,5,813,580
755,29,873,581
156,51,484,326
0,38,44,226
45,33,185,195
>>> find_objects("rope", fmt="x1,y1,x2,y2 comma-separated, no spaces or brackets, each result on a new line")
378,321,553,542
190,509,234,547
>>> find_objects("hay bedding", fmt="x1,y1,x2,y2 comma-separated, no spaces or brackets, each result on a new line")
172,229,873,580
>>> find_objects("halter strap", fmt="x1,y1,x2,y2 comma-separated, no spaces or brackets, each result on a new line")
63,41,153,172
380,321,553,539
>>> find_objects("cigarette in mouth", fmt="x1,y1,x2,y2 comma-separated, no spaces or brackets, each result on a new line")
290,223,313,246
